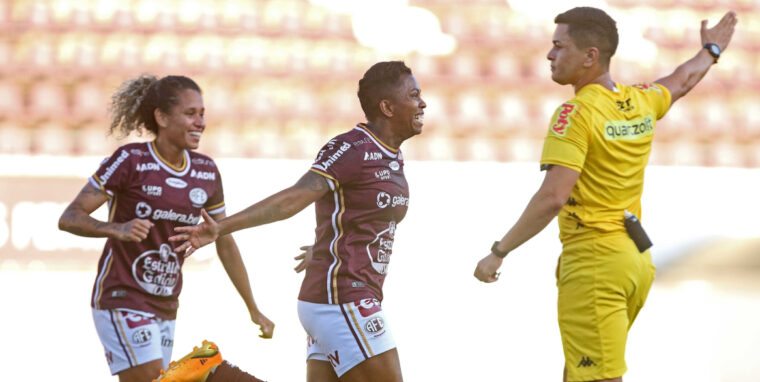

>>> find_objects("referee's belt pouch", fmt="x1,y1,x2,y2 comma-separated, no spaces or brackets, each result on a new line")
624,214,653,253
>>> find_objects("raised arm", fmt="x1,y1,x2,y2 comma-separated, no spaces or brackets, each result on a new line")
58,183,153,241
171,170,330,253
656,11,737,105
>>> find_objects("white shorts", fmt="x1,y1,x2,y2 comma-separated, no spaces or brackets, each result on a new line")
297,298,396,377
92,308,175,375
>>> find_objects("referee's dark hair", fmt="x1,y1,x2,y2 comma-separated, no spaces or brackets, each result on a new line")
555,7,619,68
358,61,413,121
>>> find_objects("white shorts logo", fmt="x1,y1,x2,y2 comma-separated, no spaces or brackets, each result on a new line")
188,188,208,208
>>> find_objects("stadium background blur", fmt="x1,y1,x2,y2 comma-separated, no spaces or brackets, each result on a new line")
0,0,759,381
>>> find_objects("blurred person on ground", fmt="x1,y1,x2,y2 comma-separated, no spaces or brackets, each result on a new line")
58,74,274,382
474,7,736,382
169,61,426,382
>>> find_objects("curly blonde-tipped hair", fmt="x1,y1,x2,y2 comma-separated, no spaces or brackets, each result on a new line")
108,74,202,138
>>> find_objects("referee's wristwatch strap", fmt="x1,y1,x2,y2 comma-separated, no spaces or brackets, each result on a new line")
491,241,509,258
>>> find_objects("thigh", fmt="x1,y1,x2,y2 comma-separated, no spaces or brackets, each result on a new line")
307,359,339,382
117,359,163,382
340,348,402,382
557,237,630,382
298,298,398,379
92,308,168,375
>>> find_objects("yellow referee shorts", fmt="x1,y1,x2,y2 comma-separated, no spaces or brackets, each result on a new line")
557,232,655,382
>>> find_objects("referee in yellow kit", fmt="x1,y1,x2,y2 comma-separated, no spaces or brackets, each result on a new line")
474,7,737,382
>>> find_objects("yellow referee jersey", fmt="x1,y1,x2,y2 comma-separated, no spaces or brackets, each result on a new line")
540,82,672,244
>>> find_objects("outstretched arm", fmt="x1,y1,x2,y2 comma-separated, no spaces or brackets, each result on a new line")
213,211,275,339
474,165,580,283
656,11,737,104
171,170,330,252
58,183,153,242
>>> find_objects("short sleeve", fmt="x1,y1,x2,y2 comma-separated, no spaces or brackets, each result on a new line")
309,139,362,186
89,148,132,197
635,82,672,120
540,102,590,173
204,164,226,216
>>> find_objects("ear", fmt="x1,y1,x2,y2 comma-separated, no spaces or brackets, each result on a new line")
378,99,394,118
584,47,600,68
154,108,168,129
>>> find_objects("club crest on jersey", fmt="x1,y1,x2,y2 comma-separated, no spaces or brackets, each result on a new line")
551,102,577,137
389,161,400,171
188,188,208,208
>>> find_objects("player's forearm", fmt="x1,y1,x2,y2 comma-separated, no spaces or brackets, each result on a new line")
219,188,309,236
58,207,117,238
216,237,260,314
495,191,564,255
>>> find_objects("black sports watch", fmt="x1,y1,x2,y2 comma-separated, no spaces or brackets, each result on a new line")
490,241,509,258
704,43,721,63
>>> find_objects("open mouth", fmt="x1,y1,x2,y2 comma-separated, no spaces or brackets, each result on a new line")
189,131,203,139
414,113,424,124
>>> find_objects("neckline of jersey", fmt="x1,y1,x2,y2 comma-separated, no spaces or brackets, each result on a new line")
355,123,399,156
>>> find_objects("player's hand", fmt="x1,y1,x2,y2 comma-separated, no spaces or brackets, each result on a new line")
701,11,738,52
293,245,313,273
169,209,219,255
113,218,154,242
251,311,275,339
474,253,504,283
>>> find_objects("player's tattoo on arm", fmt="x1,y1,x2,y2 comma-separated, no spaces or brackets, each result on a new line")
295,171,330,193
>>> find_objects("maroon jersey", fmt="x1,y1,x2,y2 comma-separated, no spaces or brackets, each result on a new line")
299,124,410,304
89,142,225,319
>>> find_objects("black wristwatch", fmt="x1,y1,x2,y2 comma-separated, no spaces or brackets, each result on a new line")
704,43,721,63
490,241,509,258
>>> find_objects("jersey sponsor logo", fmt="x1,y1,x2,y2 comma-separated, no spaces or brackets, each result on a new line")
551,102,576,136
376,192,391,208
131,328,153,347
327,350,340,367
375,169,391,180
364,317,385,335
577,356,596,368
190,169,216,181
152,209,201,225
603,116,654,140
191,157,214,166
130,149,148,156
356,298,381,317
98,150,129,184
616,98,634,112
389,161,400,171
141,185,162,197
364,151,382,161
352,137,371,146
165,177,188,189
135,162,160,172
376,192,409,209
367,221,396,274
135,201,152,218
188,188,208,208
122,311,152,329
320,142,352,170
132,244,180,296
633,82,661,93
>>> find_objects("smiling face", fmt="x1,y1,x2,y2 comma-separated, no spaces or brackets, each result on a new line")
546,24,589,86
389,74,426,140
156,89,205,150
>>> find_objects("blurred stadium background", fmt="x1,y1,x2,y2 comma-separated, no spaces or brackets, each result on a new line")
0,0,759,381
